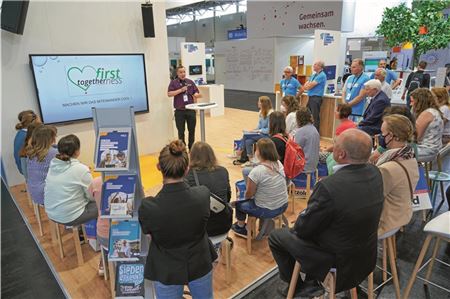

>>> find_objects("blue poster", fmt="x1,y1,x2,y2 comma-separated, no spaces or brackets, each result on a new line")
109,220,141,261
115,257,145,298
101,175,136,218
95,128,130,171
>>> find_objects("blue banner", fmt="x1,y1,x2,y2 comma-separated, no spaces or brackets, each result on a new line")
228,29,247,40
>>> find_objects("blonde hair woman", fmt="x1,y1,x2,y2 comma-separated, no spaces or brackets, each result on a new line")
431,87,450,144
376,115,419,235
234,96,274,165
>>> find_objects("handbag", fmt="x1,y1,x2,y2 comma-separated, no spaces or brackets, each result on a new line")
394,161,431,212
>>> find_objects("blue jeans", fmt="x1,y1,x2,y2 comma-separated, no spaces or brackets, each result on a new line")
235,199,288,221
242,134,267,156
153,271,213,299
242,166,254,184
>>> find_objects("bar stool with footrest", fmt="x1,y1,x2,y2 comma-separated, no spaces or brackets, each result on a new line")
403,211,450,299
209,233,233,283
246,213,288,254
288,169,318,214
52,221,88,267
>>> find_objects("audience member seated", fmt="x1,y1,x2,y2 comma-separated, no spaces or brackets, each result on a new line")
89,176,110,276
268,129,384,297
13,110,40,175
231,138,288,237
185,141,232,238
410,88,444,160
234,96,273,165
138,140,216,299
26,125,58,206
294,108,320,174
319,104,355,163
376,115,419,235
280,95,299,136
358,79,391,136
18,123,41,183
432,87,450,145
373,68,393,99
45,134,98,226
369,106,417,164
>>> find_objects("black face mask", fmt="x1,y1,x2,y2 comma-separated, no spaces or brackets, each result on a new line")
378,133,392,149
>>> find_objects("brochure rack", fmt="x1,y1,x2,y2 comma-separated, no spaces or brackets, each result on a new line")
92,107,148,298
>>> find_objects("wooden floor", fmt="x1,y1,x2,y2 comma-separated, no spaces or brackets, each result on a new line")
10,108,331,299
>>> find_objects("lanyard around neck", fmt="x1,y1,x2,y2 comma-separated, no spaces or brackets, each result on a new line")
348,73,363,92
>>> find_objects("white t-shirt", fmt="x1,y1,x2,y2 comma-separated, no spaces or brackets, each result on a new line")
381,81,393,99
248,161,288,210
440,105,450,136
286,112,297,136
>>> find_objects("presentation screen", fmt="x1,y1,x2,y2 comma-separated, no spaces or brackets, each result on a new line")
29,54,149,124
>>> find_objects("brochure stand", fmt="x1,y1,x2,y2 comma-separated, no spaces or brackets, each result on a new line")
92,107,150,299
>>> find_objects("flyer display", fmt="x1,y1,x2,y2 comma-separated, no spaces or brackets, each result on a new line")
95,128,131,171
101,175,136,219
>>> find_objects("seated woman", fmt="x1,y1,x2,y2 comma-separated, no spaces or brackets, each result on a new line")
432,87,450,145
319,104,355,163
280,95,299,136
234,96,273,165
185,141,232,238
376,115,419,235
45,134,98,226
294,107,320,174
232,138,288,237
139,140,216,298
369,106,416,164
410,88,444,161
19,122,42,183
26,125,58,206
14,110,40,176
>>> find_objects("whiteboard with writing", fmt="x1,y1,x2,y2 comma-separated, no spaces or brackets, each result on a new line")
215,38,275,93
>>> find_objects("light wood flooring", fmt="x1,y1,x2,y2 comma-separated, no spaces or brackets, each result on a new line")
10,108,332,299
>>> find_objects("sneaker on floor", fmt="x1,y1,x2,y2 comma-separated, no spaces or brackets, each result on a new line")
98,264,105,276
231,222,248,238
296,280,325,298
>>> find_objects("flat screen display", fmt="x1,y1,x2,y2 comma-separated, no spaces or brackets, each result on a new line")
323,65,336,80
29,54,149,124
364,58,380,72
189,65,202,75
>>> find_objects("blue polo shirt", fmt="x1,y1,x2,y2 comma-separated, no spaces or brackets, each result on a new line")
369,69,398,84
344,73,370,116
280,77,301,96
307,71,327,97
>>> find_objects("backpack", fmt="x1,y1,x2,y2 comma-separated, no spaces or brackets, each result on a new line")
273,134,306,179
407,71,425,93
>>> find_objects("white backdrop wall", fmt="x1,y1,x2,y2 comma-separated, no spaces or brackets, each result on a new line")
2,1,173,186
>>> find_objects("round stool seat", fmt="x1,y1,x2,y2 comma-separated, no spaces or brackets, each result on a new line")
428,171,450,182
424,211,450,239
378,227,400,240
209,233,228,245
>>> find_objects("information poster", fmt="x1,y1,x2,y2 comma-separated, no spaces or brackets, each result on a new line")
109,220,141,262
115,257,145,299
101,175,136,218
95,128,131,171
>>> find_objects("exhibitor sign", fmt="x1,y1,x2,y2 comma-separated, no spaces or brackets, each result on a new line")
247,1,352,38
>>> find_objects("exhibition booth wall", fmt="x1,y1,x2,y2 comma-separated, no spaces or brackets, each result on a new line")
2,1,173,186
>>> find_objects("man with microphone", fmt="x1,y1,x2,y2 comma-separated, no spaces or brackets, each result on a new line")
168,66,201,149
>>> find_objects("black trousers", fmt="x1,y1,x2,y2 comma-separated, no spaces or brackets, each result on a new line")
268,227,335,283
307,96,323,134
175,109,196,149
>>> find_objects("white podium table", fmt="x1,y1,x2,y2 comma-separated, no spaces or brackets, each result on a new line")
186,103,218,142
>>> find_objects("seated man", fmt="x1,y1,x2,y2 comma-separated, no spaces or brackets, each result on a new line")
269,129,384,297
358,79,391,136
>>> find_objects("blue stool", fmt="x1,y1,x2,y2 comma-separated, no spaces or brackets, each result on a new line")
289,170,318,214
428,171,450,217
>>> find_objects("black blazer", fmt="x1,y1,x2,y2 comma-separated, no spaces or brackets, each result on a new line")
293,164,384,292
138,182,218,285
185,166,232,236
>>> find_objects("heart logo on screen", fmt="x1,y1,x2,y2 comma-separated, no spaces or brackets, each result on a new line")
67,65,97,91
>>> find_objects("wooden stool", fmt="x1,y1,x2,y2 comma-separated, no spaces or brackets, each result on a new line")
53,221,87,266
32,203,44,236
287,261,358,299
403,212,450,299
210,233,233,283
246,214,288,254
289,170,318,214
365,228,401,299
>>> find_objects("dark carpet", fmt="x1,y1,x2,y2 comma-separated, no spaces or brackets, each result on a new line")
242,204,450,299
1,180,66,299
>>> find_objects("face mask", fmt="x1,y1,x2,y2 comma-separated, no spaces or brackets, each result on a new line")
280,105,287,113
378,133,392,149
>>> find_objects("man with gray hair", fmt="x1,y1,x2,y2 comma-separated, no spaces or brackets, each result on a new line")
280,66,301,97
300,60,327,133
269,128,384,297
370,59,401,89
374,68,393,99
358,79,391,136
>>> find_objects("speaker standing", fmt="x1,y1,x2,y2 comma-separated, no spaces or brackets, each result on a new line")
168,66,201,149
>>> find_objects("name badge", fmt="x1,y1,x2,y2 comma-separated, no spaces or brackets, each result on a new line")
346,93,351,101
354,83,359,88
183,94,189,103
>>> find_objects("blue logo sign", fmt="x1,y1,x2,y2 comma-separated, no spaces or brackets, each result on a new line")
320,33,334,46
228,29,247,40
184,44,198,53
